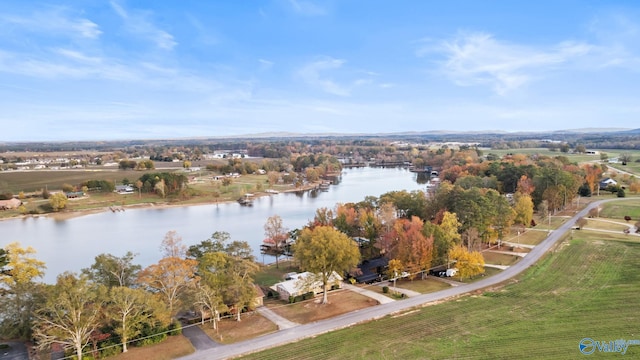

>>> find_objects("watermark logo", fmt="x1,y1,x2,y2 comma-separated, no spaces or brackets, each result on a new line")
579,338,640,355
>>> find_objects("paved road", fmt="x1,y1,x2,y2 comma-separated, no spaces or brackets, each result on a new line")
0,341,29,360
180,197,632,360
181,322,219,351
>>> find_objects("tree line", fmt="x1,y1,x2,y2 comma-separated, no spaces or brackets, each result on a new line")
0,231,259,360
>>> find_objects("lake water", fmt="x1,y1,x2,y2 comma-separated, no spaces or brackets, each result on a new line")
0,167,426,283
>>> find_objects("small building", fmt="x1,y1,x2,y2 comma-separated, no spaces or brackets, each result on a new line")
354,256,389,283
599,178,617,190
270,271,343,301
65,191,85,199
251,285,265,308
0,198,22,210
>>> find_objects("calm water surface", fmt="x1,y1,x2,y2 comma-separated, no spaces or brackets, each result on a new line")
0,167,425,283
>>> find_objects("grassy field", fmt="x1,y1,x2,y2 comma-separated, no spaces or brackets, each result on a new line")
0,168,147,193
599,199,640,220
253,261,301,287
240,234,640,359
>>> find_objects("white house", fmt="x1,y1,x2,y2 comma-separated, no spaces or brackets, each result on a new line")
599,178,617,190
270,271,343,301
0,198,22,210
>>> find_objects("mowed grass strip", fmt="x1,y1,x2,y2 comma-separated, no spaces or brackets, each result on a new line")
240,238,640,359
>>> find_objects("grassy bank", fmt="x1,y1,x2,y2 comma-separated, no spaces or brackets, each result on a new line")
241,235,640,359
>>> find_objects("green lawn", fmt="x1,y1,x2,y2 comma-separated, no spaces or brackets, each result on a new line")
240,237,640,359
254,261,300,287
599,199,640,220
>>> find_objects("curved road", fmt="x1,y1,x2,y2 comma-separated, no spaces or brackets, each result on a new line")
181,197,633,360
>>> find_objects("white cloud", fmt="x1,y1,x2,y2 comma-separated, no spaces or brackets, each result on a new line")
426,32,593,95
297,57,351,96
287,0,326,16
259,58,274,70
0,8,101,39
109,1,177,50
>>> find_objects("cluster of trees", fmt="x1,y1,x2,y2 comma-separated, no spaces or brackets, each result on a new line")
0,231,259,360
136,173,188,197
83,179,116,193
118,159,155,170
287,150,632,282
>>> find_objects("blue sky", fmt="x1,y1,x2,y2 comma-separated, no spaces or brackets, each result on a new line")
1,1,639,141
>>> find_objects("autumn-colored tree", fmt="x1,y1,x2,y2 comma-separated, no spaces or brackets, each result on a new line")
513,193,534,228
516,175,535,195
582,164,603,195
431,211,462,267
0,242,46,338
137,256,198,317
138,233,197,316
448,245,485,280
49,192,68,212
334,203,359,237
312,207,334,227
390,216,433,279
386,259,403,294
294,226,360,304
1,242,45,286
439,211,462,246
107,286,170,352
263,215,289,268
34,273,102,360
305,167,319,182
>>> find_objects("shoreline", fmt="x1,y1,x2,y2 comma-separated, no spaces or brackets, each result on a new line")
5,181,324,222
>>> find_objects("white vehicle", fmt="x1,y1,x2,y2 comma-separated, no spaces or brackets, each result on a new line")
446,268,457,277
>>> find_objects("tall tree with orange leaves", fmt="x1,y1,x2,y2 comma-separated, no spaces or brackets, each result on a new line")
390,216,433,279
